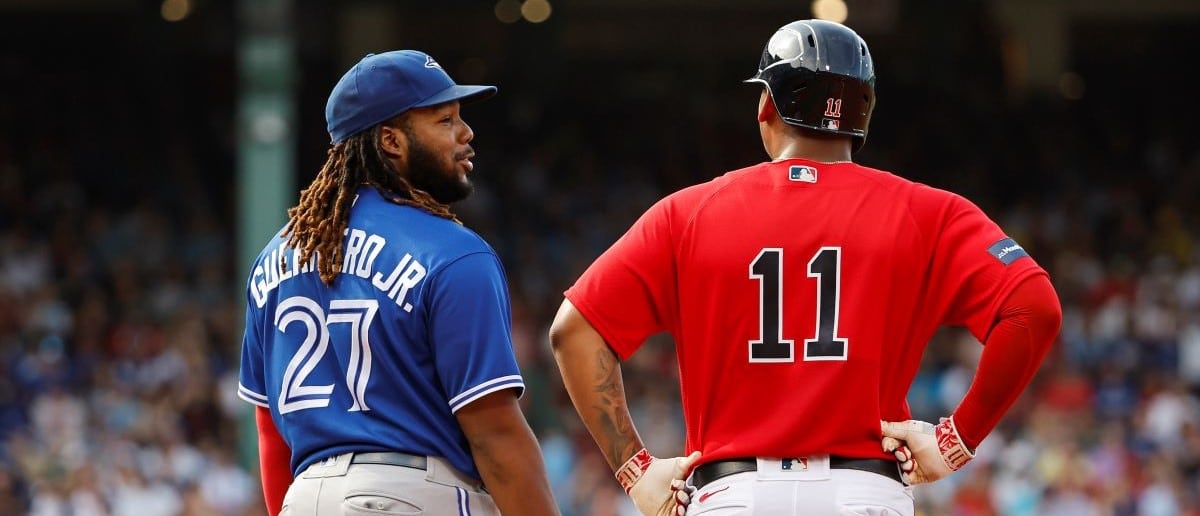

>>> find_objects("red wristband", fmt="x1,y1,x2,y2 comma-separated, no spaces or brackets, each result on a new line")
937,416,974,471
615,448,654,493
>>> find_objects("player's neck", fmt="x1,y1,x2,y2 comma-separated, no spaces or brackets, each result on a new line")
769,137,853,164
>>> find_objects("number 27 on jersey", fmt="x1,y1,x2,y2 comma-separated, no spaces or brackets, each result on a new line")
274,296,379,414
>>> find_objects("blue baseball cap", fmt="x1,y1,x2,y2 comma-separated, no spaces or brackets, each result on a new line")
325,50,497,144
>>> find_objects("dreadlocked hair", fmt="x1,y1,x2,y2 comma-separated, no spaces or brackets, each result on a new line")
281,123,459,285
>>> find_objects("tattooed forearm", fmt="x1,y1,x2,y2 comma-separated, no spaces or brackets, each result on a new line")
592,347,638,470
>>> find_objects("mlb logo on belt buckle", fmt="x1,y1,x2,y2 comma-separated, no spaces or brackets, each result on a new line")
781,457,809,471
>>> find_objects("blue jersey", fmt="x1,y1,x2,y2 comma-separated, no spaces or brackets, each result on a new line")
237,186,525,479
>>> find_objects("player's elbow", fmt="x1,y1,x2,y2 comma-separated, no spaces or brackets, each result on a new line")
549,299,619,375
548,300,589,354
1030,282,1063,345
547,315,570,354
1034,295,1062,339
1012,275,1063,353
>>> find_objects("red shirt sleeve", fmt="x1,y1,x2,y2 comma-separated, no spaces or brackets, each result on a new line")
919,191,1047,339
565,197,679,359
953,274,1062,448
256,406,292,516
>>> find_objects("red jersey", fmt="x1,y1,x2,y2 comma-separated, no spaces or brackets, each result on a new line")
565,158,1047,463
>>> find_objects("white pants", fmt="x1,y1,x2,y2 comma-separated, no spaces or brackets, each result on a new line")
686,457,914,516
281,452,498,516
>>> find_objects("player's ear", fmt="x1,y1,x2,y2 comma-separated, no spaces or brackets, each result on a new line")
378,120,407,160
757,89,776,124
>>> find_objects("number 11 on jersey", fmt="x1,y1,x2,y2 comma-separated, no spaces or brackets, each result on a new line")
749,247,849,363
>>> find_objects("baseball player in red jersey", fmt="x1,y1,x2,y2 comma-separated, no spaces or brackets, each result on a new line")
549,19,1061,515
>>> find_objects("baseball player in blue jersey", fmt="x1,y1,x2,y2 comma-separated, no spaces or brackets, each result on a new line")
237,50,559,516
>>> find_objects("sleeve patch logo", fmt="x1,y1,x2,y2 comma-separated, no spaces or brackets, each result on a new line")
987,237,1028,266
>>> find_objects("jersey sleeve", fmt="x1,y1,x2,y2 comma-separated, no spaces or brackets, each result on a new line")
923,192,1048,341
427,252,525,413
565,197,678,359
238,281,270,408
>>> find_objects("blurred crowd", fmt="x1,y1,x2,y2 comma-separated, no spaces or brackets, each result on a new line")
0,161,256,514
2,8,1200,516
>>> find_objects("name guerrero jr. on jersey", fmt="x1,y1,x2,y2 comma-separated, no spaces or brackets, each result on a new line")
249,227,427,312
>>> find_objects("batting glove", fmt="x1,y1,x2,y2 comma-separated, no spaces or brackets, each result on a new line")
879,436,916,484
669,479,697,516
615,449,702,516
879,416,974,485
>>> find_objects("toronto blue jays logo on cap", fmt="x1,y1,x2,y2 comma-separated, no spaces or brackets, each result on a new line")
325,50,497,144
788,165,817,183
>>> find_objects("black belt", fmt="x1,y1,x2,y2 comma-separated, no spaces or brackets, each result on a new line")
349,451,427,470
692,457,903,489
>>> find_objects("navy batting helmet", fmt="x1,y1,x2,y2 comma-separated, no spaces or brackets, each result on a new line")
746,20,876,152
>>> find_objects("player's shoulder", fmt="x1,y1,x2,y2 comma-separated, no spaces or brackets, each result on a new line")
646,169,743,224
887,176,993,229
249,229,291,270
809,161,934,199
847,162,909,185
353,187,495,256
651,162,809,219
662,162,769,203
838,162,965,203
904,179,980,211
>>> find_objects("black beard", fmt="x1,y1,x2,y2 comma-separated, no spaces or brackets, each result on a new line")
405,133,473,204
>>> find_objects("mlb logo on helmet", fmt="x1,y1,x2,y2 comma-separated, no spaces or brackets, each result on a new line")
789,165,818,183
821,118,840,130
